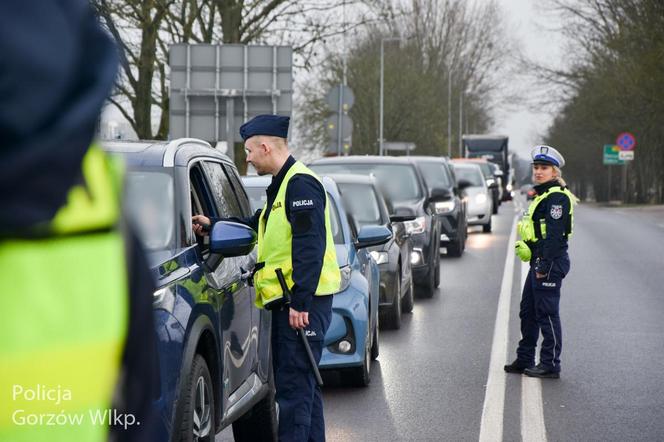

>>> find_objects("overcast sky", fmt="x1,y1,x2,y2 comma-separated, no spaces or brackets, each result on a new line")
488,0,567,159
102,0,569,160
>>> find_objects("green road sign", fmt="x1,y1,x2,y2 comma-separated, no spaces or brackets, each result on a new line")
603,144,624,165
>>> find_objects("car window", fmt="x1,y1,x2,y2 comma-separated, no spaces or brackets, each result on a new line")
453,165,484,187
336,183,385,228
189,163,217,253
418,161,452,190
244,186,267,213
123,167,175,265
202,161,243,218
328,195,345,245
222,164,253,217
310,163,422,204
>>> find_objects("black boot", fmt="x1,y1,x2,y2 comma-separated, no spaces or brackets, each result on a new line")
504,359,533,374
524,364,560,379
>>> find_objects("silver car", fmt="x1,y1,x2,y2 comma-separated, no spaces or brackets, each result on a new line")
450,161,493,233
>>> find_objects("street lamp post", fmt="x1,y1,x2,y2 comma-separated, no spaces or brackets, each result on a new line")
379,37,402,156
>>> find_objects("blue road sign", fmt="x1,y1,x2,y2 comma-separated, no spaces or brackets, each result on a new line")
616,132,636,151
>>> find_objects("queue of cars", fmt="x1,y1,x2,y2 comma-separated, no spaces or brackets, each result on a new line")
102,138,504,441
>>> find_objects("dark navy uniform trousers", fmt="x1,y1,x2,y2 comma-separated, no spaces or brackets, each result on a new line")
517,255,571,372
272,295,332,442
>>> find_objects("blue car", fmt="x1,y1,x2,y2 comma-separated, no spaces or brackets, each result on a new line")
242,175,391,387
103,139,277,442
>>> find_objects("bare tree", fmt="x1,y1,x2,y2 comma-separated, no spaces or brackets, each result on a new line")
94,0,384,139
297,0,512,156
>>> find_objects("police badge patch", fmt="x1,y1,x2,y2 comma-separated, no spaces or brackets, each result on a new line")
550,204,563,219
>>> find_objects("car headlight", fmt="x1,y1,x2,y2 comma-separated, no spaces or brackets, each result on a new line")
506,183,513,192
475,194,487,204
410,248,423,265
338,265,352,292
434,200,455,214
369,251,389,265
404,216,426,235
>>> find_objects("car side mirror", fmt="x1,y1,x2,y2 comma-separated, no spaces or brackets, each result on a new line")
209,221,257,257
457,179,472,191
355,225,392,249
428,188,452,204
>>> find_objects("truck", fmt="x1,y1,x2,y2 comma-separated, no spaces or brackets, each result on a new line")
462,134,513,200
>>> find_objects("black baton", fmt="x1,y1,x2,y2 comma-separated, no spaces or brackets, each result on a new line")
275,268,324,387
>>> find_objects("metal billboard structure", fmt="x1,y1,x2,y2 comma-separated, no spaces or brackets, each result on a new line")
169,44,293,161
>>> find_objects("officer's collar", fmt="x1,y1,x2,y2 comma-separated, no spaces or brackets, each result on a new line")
267,155,296,195
534,179,562,195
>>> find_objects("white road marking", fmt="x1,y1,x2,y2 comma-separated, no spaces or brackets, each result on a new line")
520,261,548,442
479,216,517,442
522,376,547,442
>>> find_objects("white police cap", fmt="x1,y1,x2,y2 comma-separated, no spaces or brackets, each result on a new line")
531,145,565,168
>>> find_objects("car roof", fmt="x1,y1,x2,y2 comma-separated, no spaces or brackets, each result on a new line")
408,155,449,163
451,161,483,171
241,174,271,187
453,157,490,164
102,138,232,168
321,173,376,186
310,155,418,165
240,174,341,199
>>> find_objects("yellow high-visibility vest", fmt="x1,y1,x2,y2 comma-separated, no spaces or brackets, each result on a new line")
518,185,575,243
0,145,128,442
253,161,340,309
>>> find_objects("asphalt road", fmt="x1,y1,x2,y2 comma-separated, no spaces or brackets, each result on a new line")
219,199,664,441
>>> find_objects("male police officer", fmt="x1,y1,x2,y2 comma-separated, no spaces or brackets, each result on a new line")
506,145,575,379
192,114,340,441
0,2,157,440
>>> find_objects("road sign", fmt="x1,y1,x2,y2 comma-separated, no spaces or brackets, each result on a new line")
603,144,624,165
169,44,293,162
326,115,352,141
325,85,355,113
616,132,636,151
619,150,634,161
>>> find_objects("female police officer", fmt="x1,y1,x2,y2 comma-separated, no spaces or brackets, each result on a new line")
505,145,576,379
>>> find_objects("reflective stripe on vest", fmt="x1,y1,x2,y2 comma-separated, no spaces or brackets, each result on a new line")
0,145,127,441
517,186,575,243
253,161,340,309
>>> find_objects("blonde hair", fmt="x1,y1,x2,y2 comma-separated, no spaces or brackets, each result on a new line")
553,166,580,204
552,166,566,187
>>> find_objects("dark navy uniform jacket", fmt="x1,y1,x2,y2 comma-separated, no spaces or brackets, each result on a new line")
531,179,571,276
216,156,327,313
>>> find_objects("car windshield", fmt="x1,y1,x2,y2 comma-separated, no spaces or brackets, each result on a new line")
244,186,267,213
336,183,384,227
477,163,494,179
328,196,345,245
418,161,452,190
123,168,176,264
310,163,422,204
453,165,484,187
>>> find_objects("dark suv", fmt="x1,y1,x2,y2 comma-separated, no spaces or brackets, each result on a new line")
309,156,443,298
410,156,467,257
103,139,277,442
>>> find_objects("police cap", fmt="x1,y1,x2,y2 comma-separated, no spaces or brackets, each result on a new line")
531,145,565,168
239,114,289,141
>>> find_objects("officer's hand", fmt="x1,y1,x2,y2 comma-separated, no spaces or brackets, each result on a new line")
289,308,309,330
192,215,211,237
535,272,546,279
